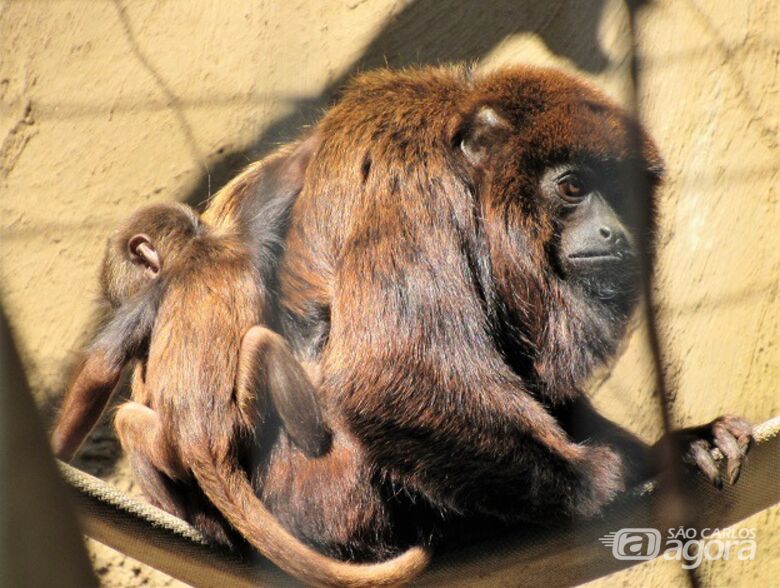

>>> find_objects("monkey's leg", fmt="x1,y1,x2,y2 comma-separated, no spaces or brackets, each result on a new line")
51,351,124,461
114,402,188,518
180,485,249,552
236,326,332,457
114,402,242,548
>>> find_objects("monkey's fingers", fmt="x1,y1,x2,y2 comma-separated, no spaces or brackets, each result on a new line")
738,433,754,453
712,431,741,485
720,415,753,453
712,415,753,485
688,439,723,489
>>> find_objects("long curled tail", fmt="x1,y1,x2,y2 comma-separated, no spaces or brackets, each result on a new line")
191,453,430,587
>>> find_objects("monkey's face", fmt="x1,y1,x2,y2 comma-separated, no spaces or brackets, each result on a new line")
540,164,640,304
457,71,662,318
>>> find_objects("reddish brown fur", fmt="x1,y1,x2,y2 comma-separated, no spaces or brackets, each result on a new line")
251,65,642,551
54,64,753,575
52,203,431,586
51,351,123,461
205,65,752,560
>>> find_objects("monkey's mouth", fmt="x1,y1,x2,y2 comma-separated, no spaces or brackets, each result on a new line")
567,251,622,262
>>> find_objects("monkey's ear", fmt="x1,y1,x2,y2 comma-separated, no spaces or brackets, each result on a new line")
456,106,511,167
128,234,161,277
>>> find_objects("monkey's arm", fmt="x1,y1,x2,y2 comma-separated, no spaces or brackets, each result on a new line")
554,396,652,484
556,395,752,489
51,292,160,461
334,350,625,521
236,326,332,457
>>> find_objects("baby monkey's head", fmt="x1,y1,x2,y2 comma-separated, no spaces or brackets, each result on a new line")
101,202,202,307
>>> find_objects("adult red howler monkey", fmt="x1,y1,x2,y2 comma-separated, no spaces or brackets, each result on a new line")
204,65,752,558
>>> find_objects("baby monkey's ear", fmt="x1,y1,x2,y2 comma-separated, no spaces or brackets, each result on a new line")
128,233,161,277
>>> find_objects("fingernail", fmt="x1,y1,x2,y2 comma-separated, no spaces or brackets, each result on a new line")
730,466,741,485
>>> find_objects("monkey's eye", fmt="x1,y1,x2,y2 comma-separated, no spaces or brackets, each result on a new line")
555,174,587,203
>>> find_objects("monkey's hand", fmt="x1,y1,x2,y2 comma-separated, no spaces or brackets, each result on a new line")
654,415,753,489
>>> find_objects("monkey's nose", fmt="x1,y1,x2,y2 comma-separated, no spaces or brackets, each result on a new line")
599,225,627,247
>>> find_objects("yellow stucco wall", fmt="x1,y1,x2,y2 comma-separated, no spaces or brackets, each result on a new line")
1,1,776,586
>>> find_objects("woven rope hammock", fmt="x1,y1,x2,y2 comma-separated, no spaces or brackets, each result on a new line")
56,416,780,587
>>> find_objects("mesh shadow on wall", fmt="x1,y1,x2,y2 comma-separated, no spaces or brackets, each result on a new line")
180,0,613,209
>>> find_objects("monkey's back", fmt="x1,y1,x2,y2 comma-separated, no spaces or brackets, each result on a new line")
144,232,261,449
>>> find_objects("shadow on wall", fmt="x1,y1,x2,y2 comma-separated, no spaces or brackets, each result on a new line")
177,0,613,208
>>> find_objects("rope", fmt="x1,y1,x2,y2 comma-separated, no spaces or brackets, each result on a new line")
60,416,780,587
58,463,292,587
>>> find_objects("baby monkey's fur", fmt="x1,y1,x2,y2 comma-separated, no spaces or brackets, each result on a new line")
51,202,430,587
